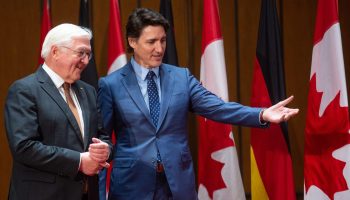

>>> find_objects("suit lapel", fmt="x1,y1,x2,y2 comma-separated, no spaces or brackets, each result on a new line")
36,67,84,147
158,64,174,130
72,82,89,149
121,63,154,126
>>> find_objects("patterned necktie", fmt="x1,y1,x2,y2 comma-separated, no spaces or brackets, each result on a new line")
63,83,83,136
146,71,160,127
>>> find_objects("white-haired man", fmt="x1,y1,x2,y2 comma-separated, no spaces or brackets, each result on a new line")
5,23,112,200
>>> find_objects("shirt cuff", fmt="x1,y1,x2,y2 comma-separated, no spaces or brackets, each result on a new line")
78,153,82,171
259,108,268,125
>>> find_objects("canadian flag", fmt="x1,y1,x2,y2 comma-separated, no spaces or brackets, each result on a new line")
38,0,51,65
197,0,245,199
99,0,127,199
304,0,350,199
107,0,127,74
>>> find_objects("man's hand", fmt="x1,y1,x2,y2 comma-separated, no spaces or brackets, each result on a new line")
89,137,110,168
79,152,102,176
262,95,299,123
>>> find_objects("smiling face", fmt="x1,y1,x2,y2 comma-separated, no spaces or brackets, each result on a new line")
128,25,166,69
51,36,91,83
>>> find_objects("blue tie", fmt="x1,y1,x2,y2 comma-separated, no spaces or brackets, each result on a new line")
146,71,160,127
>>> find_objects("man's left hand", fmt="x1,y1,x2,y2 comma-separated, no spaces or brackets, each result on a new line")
262,95,299,123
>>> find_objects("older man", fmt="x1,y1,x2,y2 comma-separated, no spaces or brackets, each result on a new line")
5,23,112,200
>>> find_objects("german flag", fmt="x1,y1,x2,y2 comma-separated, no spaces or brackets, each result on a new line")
159,0,178,65
79,0,99,90
250,0,296,199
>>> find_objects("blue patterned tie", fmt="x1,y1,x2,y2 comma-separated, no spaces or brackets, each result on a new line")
146,71,160,127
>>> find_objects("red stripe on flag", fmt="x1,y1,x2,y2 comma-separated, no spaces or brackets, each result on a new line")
313,0,338,44
201,0,222,54
38,0,51,65
108,0,125,68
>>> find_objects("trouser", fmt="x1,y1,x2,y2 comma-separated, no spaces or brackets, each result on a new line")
153,171,173,200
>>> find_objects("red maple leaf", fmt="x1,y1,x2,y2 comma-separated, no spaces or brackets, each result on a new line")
198,117,234,198
305,75,350,199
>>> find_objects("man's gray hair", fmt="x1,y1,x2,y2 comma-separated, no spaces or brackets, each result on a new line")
41,23,92,59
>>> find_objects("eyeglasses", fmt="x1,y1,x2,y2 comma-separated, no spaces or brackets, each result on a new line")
60,46,93,61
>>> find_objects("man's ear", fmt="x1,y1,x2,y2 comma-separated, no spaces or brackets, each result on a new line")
128,37,136,49
51,45,60,60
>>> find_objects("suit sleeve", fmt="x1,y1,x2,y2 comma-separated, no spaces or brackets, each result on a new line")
98,77,115,137
91,87,113,160
4,81,80,178
97,77,115,200
185,68,266,128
